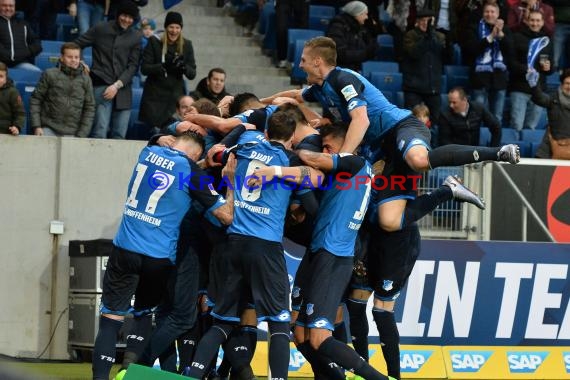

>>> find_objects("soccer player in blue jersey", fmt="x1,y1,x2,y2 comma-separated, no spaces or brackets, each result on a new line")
92,132,235,380
185,111,321,380
263,36,514,233
277,122,392,380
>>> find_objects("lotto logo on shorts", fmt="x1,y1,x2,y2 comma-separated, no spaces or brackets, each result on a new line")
507,352,548,373
400,350,433,373
450,351,493,372
564,352,570,372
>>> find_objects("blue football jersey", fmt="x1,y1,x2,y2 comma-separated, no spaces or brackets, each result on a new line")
302,67,411,151
310,153,373,257
114,145,227,263
234,105,279,131
227,130,295,242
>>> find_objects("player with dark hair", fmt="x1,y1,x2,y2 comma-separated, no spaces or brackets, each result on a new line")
185,111,321,380
92,131,235,380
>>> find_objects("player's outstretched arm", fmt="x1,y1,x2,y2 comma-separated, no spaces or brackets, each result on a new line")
340,106,370,154
297,149,334,172
260,89,304,105
248,165,324,188
183,113,242,135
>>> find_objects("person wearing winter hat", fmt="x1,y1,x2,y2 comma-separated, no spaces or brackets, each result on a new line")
326,0,377,71
138,11,196,134
74,0,141,141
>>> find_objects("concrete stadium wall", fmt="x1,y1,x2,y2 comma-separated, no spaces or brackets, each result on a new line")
0,135,145,359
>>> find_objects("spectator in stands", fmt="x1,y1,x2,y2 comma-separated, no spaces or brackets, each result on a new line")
463,1,514,125
506,0,554,37
24,0,78,40
326,1,378,72
75,0,141,139
432,0,458,63
401,9,445,124
439,86,502,146
528,68,570,159
508,9,552,131
138,17,158,52
161,95,196,130
0,62,25,135
139,11,196,135
384,0,426,61
274,0,309,68
412,103,431,127
75,0,110,35
189,68,230,105
30,42,95,137
548,0,570,71
0,0,42,71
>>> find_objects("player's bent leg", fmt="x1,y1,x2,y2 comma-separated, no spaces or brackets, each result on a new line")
313,327,390,380
404,145,431,172
377,199,407,232
372,299,400,380
184,322,236,379
443,175,486,210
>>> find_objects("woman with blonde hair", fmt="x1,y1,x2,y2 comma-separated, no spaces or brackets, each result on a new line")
139,11,197,135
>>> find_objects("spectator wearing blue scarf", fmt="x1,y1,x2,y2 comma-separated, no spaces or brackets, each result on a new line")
464,1,514,125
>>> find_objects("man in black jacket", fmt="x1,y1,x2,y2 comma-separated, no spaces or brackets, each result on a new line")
439,86,502,147
0,0,42,70
75,0,141,139
401,9,445,124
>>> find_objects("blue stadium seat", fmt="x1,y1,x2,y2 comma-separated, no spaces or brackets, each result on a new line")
370,71,402,93
440,74,448,94
132,88,144,112
361,60,399,79
444,65,470,91
479,127,491,146
536,109,548,129
35,52,60,70
530,142,541,157
515,141,532,157
500,128,520,144
309,5,336,32
291,40,307,83
8,68,42,83
376,34,394,61
55,13,78,41
15,82,37,135
41,40,64,54
396,91,404,108
287,29,323,62
441,93,449,109
520,129,546,143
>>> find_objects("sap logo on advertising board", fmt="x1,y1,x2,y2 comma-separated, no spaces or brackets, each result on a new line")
400,350,433,372
507,352,548,373
564,353,570,372
450,351,493,372
289,348,307,371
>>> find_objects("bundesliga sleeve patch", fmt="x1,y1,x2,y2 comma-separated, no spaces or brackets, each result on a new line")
341,84,358,101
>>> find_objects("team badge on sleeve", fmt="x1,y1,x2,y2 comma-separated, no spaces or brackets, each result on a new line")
341,84,358,101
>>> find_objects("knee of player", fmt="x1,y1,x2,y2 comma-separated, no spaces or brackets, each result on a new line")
309,328,332,350
379,214,403,232
405,147,430,172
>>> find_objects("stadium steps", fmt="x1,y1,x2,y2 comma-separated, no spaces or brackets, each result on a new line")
141,0,298,98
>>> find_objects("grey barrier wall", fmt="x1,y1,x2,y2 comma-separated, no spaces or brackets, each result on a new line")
0,135,145,359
